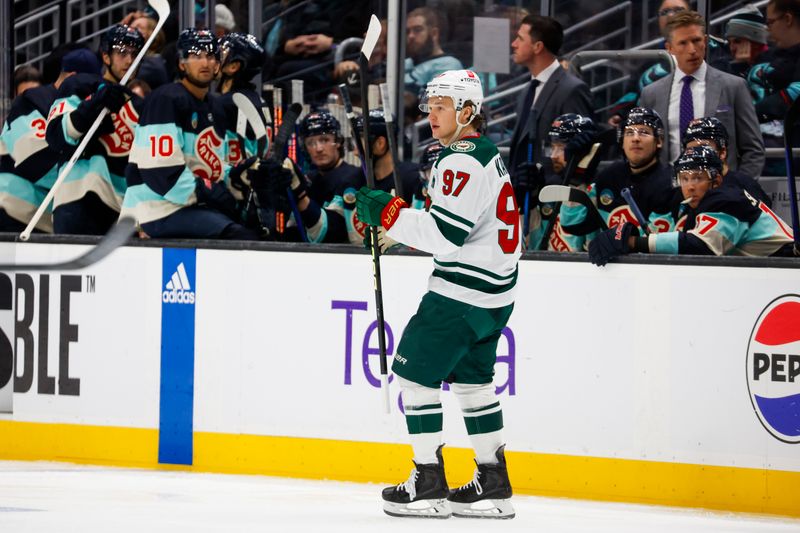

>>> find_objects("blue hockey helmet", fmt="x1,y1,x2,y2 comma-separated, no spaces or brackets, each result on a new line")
100,24,145,55
177,28,220,60
547,113,595,145
218,32,264,81
674,145,723,180
681,116,729,151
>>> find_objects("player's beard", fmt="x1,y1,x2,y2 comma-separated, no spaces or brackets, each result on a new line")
409,37,434,63
185,71,214,89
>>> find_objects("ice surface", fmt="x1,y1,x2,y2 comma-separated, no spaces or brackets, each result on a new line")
0,461,797,533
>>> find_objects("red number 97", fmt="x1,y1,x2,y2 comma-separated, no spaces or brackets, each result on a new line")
496,182,519,253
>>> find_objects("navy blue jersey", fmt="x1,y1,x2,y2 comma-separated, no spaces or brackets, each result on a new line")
123,82,229,225
301,161,364,244
45,73,144,211
723,169,771,207
373,160,421,205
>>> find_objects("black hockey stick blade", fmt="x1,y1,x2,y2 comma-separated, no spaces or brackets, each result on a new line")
232,92,269,158
538,185,608,230
360,15,381,61
0,217,136,271
620,187,650,235
269,102,302,162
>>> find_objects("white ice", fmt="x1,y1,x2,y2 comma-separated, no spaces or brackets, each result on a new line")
0,461,798,533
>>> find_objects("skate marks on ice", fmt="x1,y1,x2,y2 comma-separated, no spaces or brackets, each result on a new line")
0,461,798,533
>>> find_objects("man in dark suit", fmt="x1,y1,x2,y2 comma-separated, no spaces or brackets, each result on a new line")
508,15,594,184
640,10,765,178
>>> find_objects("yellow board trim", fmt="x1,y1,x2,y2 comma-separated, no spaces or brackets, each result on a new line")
1,421,798,518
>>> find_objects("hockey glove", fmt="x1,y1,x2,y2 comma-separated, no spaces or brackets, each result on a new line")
355,186,407,229
71,83,132,133
588,222,638,266
283,158,309,200
229,156,258,191
564,131,595,163
513,161,544,207
195,179,239,221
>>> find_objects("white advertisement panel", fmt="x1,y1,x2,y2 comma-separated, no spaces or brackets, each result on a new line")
4,243,162,429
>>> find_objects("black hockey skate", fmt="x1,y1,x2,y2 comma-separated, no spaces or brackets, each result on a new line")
382,445,451,519
447,445,515,519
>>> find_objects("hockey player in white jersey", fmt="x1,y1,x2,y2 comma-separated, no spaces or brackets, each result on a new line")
356,69,520,520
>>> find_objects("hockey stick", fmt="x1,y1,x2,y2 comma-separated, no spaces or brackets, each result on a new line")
358,15,391,414
620,187,650,235
0,217,136,271
338,83,368,176
783,97,800,254
539,185,607,230
21,0,170,242
233,95,307,242
379,83,405,201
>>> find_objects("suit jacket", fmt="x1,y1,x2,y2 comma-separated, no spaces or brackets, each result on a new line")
508,67,594,180
639,64,765,178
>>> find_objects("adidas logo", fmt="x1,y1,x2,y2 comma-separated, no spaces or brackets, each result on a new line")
162,262,196,304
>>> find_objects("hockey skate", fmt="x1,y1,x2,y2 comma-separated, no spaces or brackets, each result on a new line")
447,445,515,519
382,445,451,519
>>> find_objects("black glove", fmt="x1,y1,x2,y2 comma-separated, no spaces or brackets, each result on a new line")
195,179,239,221
249,159,292,195
513,161,543,207
564,130,595,163
588,222,638,266
71,83,131,133
229,156,258,192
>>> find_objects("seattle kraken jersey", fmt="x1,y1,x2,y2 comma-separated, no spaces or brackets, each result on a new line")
45,73,144,211
302,161,364,243
645,187,793,256
387,134,521,308
218,88,268,166
0,84,59,231
123,82,228,225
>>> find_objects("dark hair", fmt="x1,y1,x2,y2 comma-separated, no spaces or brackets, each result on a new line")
768,0,800,18
408,7,448,38
465,100,483,130
664,10,706,41
14,65,41,88
520,15,564,56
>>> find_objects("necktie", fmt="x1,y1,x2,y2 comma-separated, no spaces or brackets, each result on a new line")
679,75,694,143
518,78,540,145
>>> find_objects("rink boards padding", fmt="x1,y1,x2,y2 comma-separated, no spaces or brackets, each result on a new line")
0,238,798,518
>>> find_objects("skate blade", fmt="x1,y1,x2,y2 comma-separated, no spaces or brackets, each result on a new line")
383,498,452,519
450,498,515,519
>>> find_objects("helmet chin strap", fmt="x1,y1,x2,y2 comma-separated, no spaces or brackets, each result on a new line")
440,108,475,147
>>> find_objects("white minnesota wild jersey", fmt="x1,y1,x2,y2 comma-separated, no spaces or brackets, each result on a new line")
386,133,521,308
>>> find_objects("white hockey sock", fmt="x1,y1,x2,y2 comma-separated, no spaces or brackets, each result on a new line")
398,376,443,465
452,382,504,465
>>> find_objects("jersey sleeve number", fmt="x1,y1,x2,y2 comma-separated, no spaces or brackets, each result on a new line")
496,182,520,253
441,169,470,196
149,135,174,158
695,214,718,235
31,118,46,139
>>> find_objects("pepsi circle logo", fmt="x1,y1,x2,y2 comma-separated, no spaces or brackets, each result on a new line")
746,294,800,444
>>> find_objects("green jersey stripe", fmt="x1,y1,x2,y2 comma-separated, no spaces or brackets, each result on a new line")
431,213,469,246
434,260,517,282
463,410,504,435
430,204,474,229
432,269,517,295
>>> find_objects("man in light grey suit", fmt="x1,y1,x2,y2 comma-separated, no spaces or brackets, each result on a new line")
640,10,765,177
508,15,593,185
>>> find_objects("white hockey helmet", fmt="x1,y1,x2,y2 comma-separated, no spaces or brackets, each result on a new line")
419,69,484,117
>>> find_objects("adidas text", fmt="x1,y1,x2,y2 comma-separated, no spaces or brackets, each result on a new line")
162,289,196,304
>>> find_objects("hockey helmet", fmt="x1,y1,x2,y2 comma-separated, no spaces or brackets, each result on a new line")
419,69,483,117
420,143,444,171
218,32,265,81
355,109,394,141
300,110,342,141
681,116,729,151
177,28,220,60
674,145,723,180
100,24,145,56
622,107,664,141
547,113,595,145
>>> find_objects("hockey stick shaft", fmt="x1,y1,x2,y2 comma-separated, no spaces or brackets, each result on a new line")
379,83,404,201
620,187,650,235
338,83,368,176
539,184,607,230
21,0,170,242
359,15,390,413
783,98,800,251
522,144,532,247
0,217,136,271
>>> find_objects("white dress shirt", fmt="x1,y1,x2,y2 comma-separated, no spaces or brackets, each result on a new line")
532,59,562,106
668,61,707,163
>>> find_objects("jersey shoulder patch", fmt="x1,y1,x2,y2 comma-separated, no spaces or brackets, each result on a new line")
441,135,498,167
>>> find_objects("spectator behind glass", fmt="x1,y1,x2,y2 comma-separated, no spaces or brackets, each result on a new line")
14,65,41,97
725,4,770,74
265,1,371,103
122,9,169,89
214,4,236,37
404,7,463,97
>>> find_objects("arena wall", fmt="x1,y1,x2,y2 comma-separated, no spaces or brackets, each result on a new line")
0,241,797,517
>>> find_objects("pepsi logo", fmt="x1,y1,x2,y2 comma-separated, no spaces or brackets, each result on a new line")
746,295,800,444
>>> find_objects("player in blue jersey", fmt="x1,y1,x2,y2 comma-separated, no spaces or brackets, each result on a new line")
123,29,290,240
45,25,145,235
588,145,795,263
0,49,102,232
283,110,365,243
